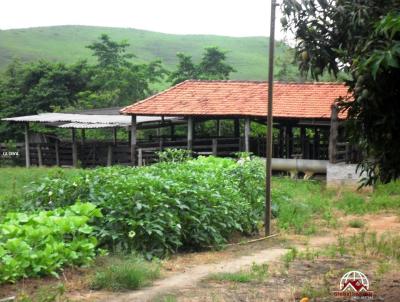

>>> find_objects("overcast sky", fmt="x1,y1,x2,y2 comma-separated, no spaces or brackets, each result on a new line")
0,0,286,39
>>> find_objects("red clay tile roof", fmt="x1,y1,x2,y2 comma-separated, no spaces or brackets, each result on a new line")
120,80,349,119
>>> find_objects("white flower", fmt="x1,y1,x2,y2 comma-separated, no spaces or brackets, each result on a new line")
48,191,53,196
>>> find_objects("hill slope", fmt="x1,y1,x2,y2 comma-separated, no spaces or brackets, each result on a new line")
0,25,298,81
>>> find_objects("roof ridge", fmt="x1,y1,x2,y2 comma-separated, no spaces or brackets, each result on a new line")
120,80,191,115
183,79,345,85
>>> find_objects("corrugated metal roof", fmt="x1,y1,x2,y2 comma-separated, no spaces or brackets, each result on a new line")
58,123,121,129
2,113,180,128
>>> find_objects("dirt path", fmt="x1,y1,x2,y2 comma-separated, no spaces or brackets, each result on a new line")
100,213,400,302
103,247,288,302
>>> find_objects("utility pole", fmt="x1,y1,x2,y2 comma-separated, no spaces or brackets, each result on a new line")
265,0,277,236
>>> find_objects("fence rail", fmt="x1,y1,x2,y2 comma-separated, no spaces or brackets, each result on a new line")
1,134,336,167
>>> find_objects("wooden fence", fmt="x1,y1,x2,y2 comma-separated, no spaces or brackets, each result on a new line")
1,134,336,167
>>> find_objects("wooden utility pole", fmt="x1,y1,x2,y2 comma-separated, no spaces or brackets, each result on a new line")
265,0,277,236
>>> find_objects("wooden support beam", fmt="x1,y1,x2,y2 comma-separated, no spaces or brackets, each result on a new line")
138,148,143,167
81,129,85,145
113,128,117,145
131,116,137,166
288,126,293,159
300,127,307,159
234,119,240,138
187,117,193,150
71,128,78,168
37,144,43,167
329,104,339,163
212,138,218,156
55,140,60,166
170,124,175,140
244,118,251,152
107,144,113,166
24,123,30,168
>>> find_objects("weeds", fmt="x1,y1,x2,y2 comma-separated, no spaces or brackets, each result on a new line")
90,255,161,291
348,219,365,228
208,262,269,283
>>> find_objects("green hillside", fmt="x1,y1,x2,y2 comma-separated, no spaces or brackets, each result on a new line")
0,25,299,81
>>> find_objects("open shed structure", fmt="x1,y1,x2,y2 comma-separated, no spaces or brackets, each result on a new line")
121,80,353,166
2,110,182,167
2,80,357,169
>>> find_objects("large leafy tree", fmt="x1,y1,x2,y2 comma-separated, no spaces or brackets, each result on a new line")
0,59,90,140
169,47,236,85
84,34,167,107
281,0,400,184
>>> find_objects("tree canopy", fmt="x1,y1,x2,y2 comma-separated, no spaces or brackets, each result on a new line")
281,0,400,184
169,47,236,85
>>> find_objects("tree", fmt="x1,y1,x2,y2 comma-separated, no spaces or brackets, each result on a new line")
86,34,134,68
0,59,90,140
168,53,198,85
84,35,166,107
281,0,400,185
169,47,236,84
198,47,236,80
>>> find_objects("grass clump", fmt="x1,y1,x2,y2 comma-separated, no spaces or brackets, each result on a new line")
348,219,365,228
90,255,161,291
208,263,269,283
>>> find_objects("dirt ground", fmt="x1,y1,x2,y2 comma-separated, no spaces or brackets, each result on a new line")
1,213,400,302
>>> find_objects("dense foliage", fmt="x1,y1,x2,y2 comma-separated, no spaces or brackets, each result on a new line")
0,202,101,284
168,47,236,85
25,157,265,257
281,0,400,184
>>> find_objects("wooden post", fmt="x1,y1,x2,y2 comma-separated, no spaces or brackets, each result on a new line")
329,105,339,163
287,126,293,158
81,129,85,145
24,123,30,168
131,116,137,166
300,127,307,159
138,148,143,167
71,128,78,168
212,138,218,156
107,144,113,166
159,137,164,151
187,117,193,150
37,144,43,167
279,126,284,158
55,140,60,166
314,128,321,159
170,124,175,141
244,118,251,152
234,119,240,138
113,128,117,145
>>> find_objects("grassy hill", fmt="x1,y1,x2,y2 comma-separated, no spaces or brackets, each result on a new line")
0,25,299,81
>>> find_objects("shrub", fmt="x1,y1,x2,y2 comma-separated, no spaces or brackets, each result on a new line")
25,157,266,257
90,255,160,291
0,202,101,284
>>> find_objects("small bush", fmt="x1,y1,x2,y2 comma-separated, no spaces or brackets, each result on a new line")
90,255,160,291
348,219,365,228
0,202,101,284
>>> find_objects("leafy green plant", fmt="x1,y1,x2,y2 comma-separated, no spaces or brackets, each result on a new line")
0,202,101,284
156,148,192,163
90,254,160,291
26,157,266,257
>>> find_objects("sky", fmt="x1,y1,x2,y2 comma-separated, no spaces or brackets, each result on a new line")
0,0,286,39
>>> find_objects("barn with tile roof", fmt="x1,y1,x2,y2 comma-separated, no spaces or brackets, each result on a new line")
121,80,353,166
